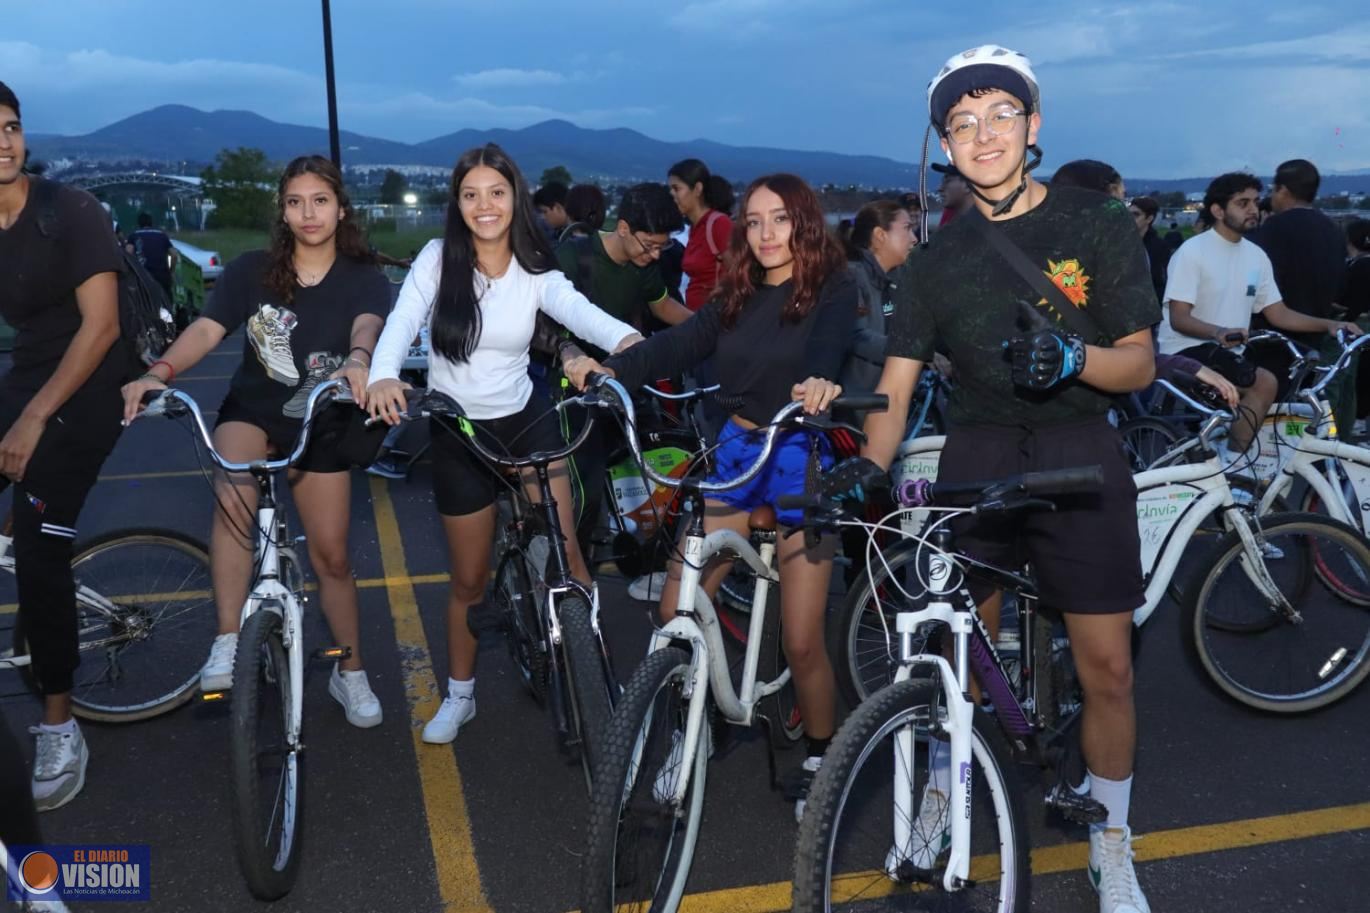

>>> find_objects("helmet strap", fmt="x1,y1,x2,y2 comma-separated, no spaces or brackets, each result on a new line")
969,143,1044,217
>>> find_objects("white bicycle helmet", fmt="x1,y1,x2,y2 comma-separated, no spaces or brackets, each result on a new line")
928,45,1040,134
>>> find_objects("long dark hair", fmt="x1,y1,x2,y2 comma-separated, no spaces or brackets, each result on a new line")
430,143,555,363
264,155,371,305
845,199,903,260
669,158,732,214
717,173,845,328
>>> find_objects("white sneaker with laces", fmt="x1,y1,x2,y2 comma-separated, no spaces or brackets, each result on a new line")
30,723,89,812
888,785,950,874
791,755,823,823
628,571,668,602
422,691,475,744
329,666,383,728
1089,826,1151,913
201,632,238,691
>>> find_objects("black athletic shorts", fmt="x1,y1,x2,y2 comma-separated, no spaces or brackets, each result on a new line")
937,416,1144,616
215,395,385,474
430,393,566,517
1175,343,1259,389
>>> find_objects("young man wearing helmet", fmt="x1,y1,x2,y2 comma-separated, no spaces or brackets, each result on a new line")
851,46,1160,913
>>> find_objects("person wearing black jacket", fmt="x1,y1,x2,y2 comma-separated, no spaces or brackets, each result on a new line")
1129,195,1171,303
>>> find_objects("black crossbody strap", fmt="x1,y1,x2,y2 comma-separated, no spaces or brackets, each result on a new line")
967,211,1106,344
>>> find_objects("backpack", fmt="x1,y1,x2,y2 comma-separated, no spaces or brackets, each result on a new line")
32,179,178,380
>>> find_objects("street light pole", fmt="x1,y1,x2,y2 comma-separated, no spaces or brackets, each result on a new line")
321,0,341,168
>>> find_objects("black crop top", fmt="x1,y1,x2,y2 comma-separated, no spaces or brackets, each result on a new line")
604,270,857,426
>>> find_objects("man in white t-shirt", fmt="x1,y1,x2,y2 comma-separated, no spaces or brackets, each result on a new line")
1156,172,1360,456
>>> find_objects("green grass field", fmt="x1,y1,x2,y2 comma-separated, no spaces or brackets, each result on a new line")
173,225,443,265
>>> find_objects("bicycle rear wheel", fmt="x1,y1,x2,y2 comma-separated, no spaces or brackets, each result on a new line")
1117,416,1185,472
9,529,213,723
581,647,705,913
792,679,1029,913
229,608,304,900
1187,512,1370,712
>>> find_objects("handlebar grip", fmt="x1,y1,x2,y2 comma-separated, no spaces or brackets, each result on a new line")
775,494,824,511
1018,466,1105,497
831,393,888,413
140,389,164,406
1223,331,1245,344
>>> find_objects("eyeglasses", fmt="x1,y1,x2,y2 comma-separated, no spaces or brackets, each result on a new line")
631,233,668,257
945,106,1027,145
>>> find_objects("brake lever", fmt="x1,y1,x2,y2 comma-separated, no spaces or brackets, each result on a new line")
795,414,868,444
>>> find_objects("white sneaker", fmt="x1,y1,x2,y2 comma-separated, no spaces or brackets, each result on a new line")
30,723,89,811
628,571,668,602
790,755,823,823
894,785,951,872
329,666,383,728
201,632,238,691
1089,826,1151,913
422,691,475,744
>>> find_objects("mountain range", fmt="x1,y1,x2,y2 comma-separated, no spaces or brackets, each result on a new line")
29,105,920,187
26,105,1370,194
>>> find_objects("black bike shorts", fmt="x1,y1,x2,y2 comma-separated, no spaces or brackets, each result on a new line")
430,392,566,517
936,416,1144,616
1175,343,1259,389
215,395,385,475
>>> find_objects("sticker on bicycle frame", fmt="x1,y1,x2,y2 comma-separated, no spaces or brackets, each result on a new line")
6,845,151,903
458,416,475,439
1135,485,1198,573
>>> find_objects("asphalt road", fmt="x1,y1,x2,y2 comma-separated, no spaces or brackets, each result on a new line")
3,338,1368,912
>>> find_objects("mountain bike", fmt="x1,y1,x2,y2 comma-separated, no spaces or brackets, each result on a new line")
578,377,887,913
136,379,355,900
395,387,620,791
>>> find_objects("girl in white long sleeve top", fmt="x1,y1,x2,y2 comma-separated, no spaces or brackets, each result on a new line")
367,144,640,744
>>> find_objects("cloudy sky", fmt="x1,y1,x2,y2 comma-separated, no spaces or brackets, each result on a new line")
4,0,1366,178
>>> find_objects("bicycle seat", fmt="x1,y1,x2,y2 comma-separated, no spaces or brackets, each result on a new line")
748,505,778,532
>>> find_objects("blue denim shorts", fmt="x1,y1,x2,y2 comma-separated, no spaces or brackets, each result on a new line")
706,419,833,527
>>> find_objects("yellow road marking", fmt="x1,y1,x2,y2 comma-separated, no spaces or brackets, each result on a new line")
0,571,451,615
370,477,492,913
565,801,1370,913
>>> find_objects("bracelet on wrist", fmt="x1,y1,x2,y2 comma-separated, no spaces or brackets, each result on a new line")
148,359,175,383
348,346,373,359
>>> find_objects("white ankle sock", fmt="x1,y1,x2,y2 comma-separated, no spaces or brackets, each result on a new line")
339,668,367,681
39,719,78,735
449,677,474,698
1088,769,1132,831
928,739,952,796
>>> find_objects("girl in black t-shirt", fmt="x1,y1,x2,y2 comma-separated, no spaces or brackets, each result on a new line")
122,155,390,728
592,174,858,817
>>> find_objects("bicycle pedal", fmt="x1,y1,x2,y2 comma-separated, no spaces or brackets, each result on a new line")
200,690,228,703
313,646,352,662
1045,788,1107,825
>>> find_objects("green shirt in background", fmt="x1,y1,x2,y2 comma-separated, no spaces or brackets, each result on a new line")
556,231,668,329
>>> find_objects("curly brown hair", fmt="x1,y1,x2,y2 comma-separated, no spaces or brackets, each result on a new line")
716,173,844,328
264,155,373,305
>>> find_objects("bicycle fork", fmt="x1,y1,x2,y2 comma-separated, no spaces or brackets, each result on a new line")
888,552,975,891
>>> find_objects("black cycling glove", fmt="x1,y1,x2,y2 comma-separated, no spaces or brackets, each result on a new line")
1006,327,1087,390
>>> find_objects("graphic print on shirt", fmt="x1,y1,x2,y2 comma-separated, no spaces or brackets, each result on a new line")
283,351,343,418
1044,258,1091,308
247,304,300,385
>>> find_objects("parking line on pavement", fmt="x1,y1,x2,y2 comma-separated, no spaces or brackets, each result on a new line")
562,801,1370,913
370,477,493,913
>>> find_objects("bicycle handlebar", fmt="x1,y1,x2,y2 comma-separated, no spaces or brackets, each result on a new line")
638,383,721,403
590,374,887,494
139,379,352,474
390,388,601,469
1309,330,1370,397
894,465,1104,509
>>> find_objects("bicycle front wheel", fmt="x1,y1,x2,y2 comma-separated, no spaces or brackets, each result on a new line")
581,647,705,913
831,541,933,707
792,679,1030,913
11,529,214,723
229,607,304,900
559,595,614,791
1187,512,1370,713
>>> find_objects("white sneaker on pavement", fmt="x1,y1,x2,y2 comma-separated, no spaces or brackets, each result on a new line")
887,784,951,875
422,691,475,744
1089,826,1151,913
628,571,668,602
789,755,823,823
329,666,383,728
30,723,89,812
201,632,238,691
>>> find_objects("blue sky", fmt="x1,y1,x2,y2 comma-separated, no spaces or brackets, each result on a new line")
4,0,1367,178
